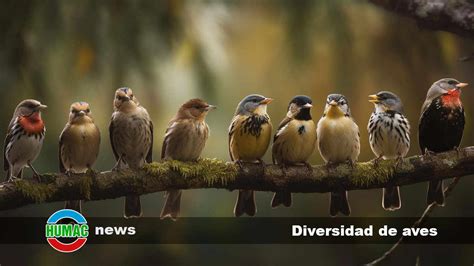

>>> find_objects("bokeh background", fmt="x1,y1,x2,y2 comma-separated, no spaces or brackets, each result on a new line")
0,0,473,265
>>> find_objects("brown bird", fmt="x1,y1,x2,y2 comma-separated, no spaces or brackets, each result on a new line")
4,99,47,181
59,102,101,213
160,99,216,220
229,94,273,217
110,87,153,218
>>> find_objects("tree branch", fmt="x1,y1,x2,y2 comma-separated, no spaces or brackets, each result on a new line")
0,147,473,211
369,0,474,38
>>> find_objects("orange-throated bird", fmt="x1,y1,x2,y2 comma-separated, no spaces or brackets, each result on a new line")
271,95,316,208
229,94,273,217
317,94,360,216
4,100,47,181
160,99,216,220
59,102,101,213
110,87,153,218
368,91,410,211
419,78,467,206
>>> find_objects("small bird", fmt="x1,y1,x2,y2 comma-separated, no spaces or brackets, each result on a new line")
317,94,360,216
59,102,101,213
4,99,47,181
160,99,216,220
109,87,153,218
368,91,410,211
271,95,316,208
229,94,273,217
419,78,467,206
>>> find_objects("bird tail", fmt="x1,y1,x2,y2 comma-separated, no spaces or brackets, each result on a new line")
330,191,350,216
124,195,142,218
271,192,292,208
382,186,401,211
160,190,182,221
234,190,256,217
64,200,82,213
427,180,445,206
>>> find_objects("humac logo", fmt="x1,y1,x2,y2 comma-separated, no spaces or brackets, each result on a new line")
45,209,89,253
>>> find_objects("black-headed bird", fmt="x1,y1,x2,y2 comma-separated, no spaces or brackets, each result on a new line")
419,78,467,206
229,94,273,217
4,99,47,181
160,99,215,220
271,95,316,208
368,92,410,211
110,87,153,218
59,102,101,213
317,94,360,216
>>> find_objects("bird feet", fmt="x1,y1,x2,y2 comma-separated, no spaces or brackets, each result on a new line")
395,156,404,169
257,159,266,175
7,176,19,182
372,155,383,168
303,162,313,173
423,148,436,161
28,163,41,182
86,168,98,176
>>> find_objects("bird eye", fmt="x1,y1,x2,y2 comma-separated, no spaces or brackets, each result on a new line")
86,109,90,113
447,80,457,85
130,94,134,98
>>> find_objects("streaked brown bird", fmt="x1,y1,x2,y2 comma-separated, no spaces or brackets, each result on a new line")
317,94,360,216
419,78,467,206
271,95,316,208
229,94,273,217
160,99,216,220
110,87,153,218
4,99,47,181
59,102,101,213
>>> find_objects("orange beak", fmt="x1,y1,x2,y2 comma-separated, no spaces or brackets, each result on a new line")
260,98,273,105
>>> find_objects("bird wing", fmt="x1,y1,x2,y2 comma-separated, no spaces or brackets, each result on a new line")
58,125,68,173
3,131,11,172
273,116,292,143
228,115,241,161
109,115,120,161
146,120,153,163
161,120,175,160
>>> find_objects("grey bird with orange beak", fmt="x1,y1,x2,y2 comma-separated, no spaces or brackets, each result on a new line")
229,94,273,217
160,98,216,220
59,102,101,213
110,87,153,218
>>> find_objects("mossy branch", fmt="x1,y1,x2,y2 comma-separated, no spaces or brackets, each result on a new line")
369,0,474,38
0,147,474,211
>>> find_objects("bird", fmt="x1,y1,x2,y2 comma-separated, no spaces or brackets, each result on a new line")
59,102,101,213
109,87,153,218
271,95,316,208
419,78,468,206
4,99,47,182
368,91,410,211
229,94,273,217
160,99,216,220
317,94,360,216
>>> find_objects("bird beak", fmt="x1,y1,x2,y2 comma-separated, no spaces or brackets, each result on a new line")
123,96,130,101
329,100,338,106
302,103,313,108
259,98,273,105
78,110,86,116
37,104,47,110
456,82,468,89
368,94,379,103
206,105,217,111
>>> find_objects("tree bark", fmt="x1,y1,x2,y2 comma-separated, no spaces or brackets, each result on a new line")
369,0,474,38
0,147,473,211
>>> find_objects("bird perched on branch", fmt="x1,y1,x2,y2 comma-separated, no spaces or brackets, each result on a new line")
271,95,316,208
160,99,215,220
419,78,467,206
229,94,273,217
4,99,47,182
59,102,100,213
368,91,410,211
317,94,360,216
110,88,153,218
